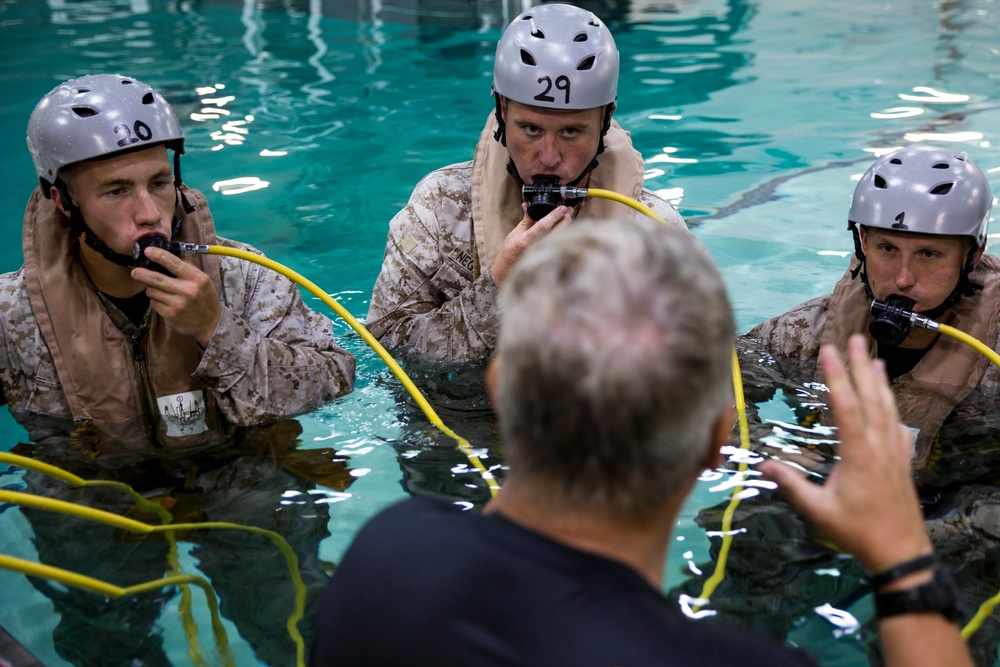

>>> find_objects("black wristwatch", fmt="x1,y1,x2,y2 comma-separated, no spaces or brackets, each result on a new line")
874,566,964,622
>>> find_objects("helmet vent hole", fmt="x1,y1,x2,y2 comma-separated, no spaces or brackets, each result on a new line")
71,107,97,118
931,161,949,170
930,183,954,195
874,175,888,189
524,15,543,38
74,87,91,95
577,56,596,71
520,49,536,66
142,92,155,105
573,33,588,42
889,158,903,165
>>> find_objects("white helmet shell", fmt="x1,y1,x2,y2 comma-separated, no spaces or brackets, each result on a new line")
27,73,184,189
493,4,619,111
849,144,992,248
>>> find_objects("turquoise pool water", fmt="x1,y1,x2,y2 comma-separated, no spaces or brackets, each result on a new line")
2,0,1000,665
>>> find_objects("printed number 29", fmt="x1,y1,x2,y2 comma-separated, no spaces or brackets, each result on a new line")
534,75,571,105
114,120,153,148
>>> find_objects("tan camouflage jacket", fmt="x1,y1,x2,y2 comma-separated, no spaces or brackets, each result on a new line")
746,254,1000,469
366,117,686,362
0,187,356,463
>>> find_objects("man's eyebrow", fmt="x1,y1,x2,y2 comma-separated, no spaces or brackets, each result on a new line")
95,177,136,189
95,169,173,189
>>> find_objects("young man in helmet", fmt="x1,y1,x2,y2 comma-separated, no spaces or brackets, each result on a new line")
2,73,356,459
366,3,686,361
729,146,1000,666
747,144,999,477
2,73,357,665
312,215,973,667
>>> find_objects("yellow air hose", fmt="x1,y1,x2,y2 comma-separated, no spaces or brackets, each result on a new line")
0,450,323,665
580,188,754,612
912,322,1000,639
0,451,228,666
197,244,499,496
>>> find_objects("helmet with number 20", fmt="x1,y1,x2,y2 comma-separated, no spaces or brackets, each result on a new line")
493,4,619,111
27,73,185,196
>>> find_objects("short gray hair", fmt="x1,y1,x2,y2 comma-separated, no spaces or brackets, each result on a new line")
497,216,735,519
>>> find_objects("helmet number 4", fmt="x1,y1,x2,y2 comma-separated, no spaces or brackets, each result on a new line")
535,75,571,105
114,120,154,148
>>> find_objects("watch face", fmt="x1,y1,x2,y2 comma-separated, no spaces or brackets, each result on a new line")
875,567,965,622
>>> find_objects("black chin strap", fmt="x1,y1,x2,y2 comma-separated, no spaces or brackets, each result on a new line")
848,220,983,320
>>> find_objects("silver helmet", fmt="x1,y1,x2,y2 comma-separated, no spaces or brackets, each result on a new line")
492,4,619,111
27,73,185,193
849,144,991,248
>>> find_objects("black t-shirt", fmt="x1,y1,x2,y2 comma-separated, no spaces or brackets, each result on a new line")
877,343,931,380
311,498,817,667
101,290,150,327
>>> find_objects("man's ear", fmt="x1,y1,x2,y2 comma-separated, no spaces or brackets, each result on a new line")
601,102,616,135
702,402,734,471
859,225,869,254
50,185,72,218
973,242,986,269
486,354,501,411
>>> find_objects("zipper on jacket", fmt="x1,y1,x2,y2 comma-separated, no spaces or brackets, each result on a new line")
129,332,162,447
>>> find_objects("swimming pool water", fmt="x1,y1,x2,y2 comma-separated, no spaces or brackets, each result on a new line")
2,0,1000,665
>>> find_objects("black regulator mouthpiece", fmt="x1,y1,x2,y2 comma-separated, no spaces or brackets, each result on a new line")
869,295,917,347
132,236,180,277
522,175,563,220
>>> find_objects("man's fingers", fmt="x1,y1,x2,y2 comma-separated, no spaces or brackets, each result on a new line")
842,335,888,419
143,247,191,277
819,342,866,451
534,205,570,231
759,459,824,520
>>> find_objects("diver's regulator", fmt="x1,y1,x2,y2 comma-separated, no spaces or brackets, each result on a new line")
869,296,941,347
521,176,589,220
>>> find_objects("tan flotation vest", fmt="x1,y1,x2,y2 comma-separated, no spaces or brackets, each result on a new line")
819,254,1000,467
22,186,232,458
469,112,647,277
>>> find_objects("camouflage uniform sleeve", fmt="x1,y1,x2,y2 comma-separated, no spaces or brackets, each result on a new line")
366,166,501,362
194,241,356,425
743,295,832,359
0,270,25,409
637,189,687,230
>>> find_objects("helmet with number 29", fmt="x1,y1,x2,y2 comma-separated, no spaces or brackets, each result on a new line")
492,4,619,111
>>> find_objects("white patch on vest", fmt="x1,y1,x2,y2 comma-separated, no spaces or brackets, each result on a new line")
906,425,920,458
158,390,208,437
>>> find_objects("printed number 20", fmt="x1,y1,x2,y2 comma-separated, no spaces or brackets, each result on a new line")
114,120,154,148
534,75,571,105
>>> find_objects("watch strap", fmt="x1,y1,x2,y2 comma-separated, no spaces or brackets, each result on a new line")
874,567,963,623
869,553,938,590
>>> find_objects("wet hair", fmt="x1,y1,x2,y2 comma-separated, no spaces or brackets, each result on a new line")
497,215,735,520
